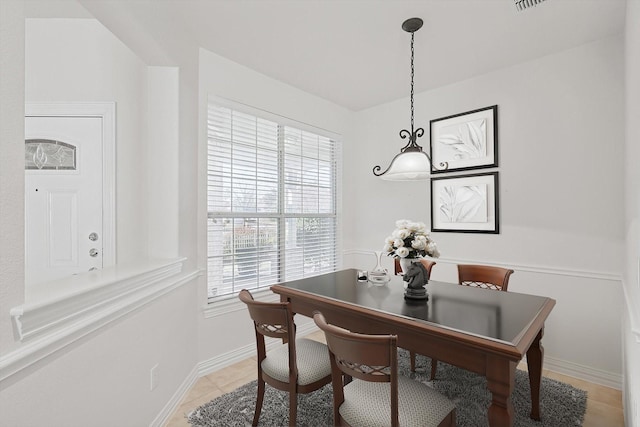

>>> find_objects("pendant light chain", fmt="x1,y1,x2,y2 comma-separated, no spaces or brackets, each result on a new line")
410,32,415,134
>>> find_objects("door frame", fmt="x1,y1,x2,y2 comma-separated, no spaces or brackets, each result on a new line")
25,102,116,268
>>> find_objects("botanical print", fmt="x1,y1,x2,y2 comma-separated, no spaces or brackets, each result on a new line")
437,118,487,161
430,105,497,174
438,184,488,223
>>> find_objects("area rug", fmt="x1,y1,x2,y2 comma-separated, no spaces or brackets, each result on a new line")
188,349,587,427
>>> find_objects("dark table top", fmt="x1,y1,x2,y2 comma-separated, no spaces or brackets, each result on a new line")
272,268,553,345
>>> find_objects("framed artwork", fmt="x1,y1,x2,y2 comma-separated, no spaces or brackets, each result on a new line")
430,105,498,173
430,172,499,233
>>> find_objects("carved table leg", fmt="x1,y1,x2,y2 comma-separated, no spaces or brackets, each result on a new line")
486,358,516,427
526,328,544,421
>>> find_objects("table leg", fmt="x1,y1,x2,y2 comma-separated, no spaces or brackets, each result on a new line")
526,328,544,421
486,358,516,427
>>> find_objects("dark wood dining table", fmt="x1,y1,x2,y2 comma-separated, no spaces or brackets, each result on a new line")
271,268,555,427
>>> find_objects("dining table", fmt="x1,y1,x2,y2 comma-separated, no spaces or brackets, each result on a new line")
270,268,556,427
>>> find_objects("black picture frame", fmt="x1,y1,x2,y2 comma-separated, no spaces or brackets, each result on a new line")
430,105,498,174
430,171,499,234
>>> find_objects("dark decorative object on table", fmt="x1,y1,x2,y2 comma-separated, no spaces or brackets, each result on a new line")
403,262,429,300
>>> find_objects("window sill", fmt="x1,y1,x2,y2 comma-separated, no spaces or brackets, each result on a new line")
3,258,199,382
203,287,280,319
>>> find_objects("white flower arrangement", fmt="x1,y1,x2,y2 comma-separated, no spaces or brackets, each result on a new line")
384,219,440,259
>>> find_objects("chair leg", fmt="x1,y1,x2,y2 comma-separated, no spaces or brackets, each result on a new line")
436,408,456,427
430,359,438,380
252,379,265,427
288,391,297,427
410,351,417,372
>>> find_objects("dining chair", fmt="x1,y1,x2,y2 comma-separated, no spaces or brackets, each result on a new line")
457,264,514,291
313,311,456,427
416,264,515,379
394,258,436,277
238,289,332,427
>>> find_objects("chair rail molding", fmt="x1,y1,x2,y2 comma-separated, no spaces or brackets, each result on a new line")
344,249,622,282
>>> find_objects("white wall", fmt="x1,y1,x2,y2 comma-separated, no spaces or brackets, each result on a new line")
0,17,199,427
623,0,640,423
147,66,180,259
344,35,625,385
196,48,353,365
0,0,26,357
25,18,149,263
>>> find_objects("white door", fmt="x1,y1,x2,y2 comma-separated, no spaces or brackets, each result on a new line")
25,115,103,285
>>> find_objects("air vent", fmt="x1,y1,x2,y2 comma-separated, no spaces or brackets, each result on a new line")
515,0,546,11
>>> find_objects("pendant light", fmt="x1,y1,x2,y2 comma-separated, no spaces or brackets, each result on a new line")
372,17,448,180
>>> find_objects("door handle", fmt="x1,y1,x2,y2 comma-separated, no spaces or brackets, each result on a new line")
89,248,99,257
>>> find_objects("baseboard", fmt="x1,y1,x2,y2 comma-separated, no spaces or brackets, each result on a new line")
150,364,199,427
543,355,622,390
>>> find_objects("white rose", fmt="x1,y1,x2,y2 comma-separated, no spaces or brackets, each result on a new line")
393,238,404,247
411,239,426,250
396,247,410,258
397,229,410,239
427,242,440,258
395,219,409,228
383,244,394,253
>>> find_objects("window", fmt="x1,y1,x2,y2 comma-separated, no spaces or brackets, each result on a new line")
25,139,77,170
207,102,339,300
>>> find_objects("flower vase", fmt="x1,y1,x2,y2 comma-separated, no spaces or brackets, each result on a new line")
399,257,421,275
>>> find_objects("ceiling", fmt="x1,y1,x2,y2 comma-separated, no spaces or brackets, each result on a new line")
29,0,627,111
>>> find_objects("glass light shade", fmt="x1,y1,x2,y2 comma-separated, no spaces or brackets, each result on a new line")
379,151,432,181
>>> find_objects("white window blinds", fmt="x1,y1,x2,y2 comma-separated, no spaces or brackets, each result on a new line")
207,103,339,300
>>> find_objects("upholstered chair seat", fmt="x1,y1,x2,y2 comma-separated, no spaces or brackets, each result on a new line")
340,375,456,427
261,338,332,385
